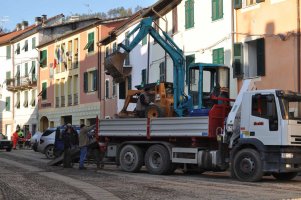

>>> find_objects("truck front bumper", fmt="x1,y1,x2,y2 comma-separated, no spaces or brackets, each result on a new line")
263,146,301,173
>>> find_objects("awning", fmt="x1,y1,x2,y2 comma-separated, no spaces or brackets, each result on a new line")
84,40,94,50
39,57,46,64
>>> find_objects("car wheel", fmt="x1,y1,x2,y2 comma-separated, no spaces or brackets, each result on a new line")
45,145,55,159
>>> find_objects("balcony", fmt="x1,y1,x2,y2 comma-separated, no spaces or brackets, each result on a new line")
6,75,37,92
74,93,78,105
61,96,65,107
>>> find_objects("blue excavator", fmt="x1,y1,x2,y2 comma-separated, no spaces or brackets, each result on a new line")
105,17,230,117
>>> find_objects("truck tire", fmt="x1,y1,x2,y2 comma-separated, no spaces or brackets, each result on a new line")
119,145,143,172
272,172,298,181
145,105,164,118
233,148,263,182
145,144,172,175
45,145,55,159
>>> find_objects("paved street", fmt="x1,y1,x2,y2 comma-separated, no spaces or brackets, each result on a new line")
0,149,301,200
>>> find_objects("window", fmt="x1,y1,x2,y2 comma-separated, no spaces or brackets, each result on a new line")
119,81,126,99
15,92,20,109
84,32,94,52
42,82,47,100
186,54,195,84
233,43,243,78
23,40,28,52
30,61,36,81
105,80,109,99
246,0,256,6
142,36,147,46
23,91,28,108
234,0,265,9
40,50,47,68
159,62,166,82
185,0,194,29
113,42,117,52
32,37,36,49
125,32,130,65
5,97,10,111
6,71,11,79
83,70,98,93
212,48,224,64
113,81,116,97
172,7,178,34
141,69,147,85
212,0,223,21
105,46,109,57
31,90,36,107
16,43,20,54
6,45,11,59
244,38,265,78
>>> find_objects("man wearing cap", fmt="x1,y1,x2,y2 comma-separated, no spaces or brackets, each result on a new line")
78,123,96,170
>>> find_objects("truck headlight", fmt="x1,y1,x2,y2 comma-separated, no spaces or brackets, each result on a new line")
285,164,292,168
281,153,294,159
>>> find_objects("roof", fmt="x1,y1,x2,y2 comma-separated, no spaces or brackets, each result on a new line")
0,25,36,46
99,0,181,45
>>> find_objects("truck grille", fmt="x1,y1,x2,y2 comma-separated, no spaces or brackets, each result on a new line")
291,135,301,145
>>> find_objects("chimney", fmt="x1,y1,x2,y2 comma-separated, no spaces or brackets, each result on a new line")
21,21,28,30
16,23,22,31
42,15,47,22
35,17,42,25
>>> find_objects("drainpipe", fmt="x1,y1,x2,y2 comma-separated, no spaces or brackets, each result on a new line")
297,0,300,93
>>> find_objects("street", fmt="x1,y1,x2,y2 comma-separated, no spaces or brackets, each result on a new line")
0,150,301,200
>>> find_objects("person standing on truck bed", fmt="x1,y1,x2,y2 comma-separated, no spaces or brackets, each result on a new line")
136,87,152,118
78,124,96,170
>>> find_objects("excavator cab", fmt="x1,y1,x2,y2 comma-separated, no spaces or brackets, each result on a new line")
188,63,230,116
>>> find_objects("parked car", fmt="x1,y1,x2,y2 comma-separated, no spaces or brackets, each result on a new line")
30,131,42,152
37,125,80,159
0,133,12,152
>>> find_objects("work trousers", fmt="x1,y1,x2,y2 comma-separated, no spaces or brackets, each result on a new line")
79,146,88,168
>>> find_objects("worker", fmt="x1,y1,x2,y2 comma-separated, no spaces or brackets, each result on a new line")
12,128,19,150
78,123,96,170
136,87,152,118
62,124,77,168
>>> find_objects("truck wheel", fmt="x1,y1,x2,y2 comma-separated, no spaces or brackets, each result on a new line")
145,144,172,175
233,148,263,182
45,145,55,159
272,172,298,181
145,105,164,118
119,145,143,172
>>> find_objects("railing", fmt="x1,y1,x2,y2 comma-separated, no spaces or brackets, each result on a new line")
74,93,78,105
68,94,72,106
55,97,60,108
6,74,37,91
61,96,65,107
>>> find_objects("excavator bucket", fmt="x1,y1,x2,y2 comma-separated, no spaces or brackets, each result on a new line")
104,52,131,83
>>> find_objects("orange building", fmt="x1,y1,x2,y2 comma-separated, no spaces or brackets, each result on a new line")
234,0,301,92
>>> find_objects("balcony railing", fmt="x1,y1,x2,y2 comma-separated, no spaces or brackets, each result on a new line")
6,74,37,92
61,96,65,107
68,94,72,106
74,93,78,105
55,97,60,108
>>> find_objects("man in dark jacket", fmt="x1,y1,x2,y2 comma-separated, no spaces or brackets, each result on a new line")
62,124,78,168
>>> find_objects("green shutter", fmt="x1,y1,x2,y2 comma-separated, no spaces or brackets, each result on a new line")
6,46,11,59
6,71,11,79
6,97,10,111
88,32,94,52
218,0,223,19
32,37,36,49
212,0,217,21
84,72,88,92
42,82,47,100
40,50,47,68
256,0,265,3
185,0,194,29
213,49,218,64
234,0,242,9
25,63,28,76
142,69,146,84
257,38,265,76
233,43,243,78
213,48,224,64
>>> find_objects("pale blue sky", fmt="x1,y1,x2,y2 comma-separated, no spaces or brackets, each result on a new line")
0,0,157,31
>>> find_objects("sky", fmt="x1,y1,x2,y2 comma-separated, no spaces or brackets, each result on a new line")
0,0,157,32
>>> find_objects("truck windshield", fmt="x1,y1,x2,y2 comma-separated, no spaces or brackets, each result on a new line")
278,93,301,120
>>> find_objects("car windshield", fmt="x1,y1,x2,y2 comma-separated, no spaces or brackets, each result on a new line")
278,91,301,120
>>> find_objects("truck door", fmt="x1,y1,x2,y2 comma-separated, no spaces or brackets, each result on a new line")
248,93,281,145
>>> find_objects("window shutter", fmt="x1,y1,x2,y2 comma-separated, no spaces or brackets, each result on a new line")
6,97,10,111
212,0,217,21
218,0,223,19
185,0,194,29
218,48,224,64
213,49,218,64
256,0,265,3
233,43,243,78
191,0,194,28
172,7,178,34
6,46,11,59
105,80,109,98
6,71,11,79
84,72,88,93
234,0,242,9
32,37,36,49
42,82,47,100
256,38,265,76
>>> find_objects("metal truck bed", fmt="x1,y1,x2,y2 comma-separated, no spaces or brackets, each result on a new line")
98,117,209,137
